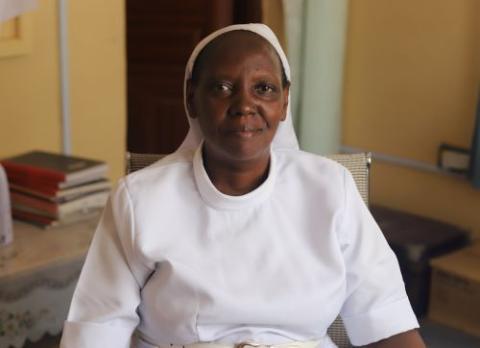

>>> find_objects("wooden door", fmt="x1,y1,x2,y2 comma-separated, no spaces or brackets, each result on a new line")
127,0,262,154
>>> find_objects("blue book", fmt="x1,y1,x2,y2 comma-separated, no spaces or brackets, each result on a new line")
469,92,480,188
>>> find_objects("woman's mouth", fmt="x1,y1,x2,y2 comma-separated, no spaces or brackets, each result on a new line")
228,126,264,138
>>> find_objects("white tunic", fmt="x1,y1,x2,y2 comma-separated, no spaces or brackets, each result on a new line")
60,146,418,348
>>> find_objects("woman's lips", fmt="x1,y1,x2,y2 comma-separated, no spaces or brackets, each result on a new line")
227,127,264,138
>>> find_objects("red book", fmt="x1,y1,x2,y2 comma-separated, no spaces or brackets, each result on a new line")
12,208,101,228
10,191,58,215
9,179,111,202
10,190,109,219
12,209,55,226
1,151,108,188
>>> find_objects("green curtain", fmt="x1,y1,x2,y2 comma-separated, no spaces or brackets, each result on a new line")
283,0,349,155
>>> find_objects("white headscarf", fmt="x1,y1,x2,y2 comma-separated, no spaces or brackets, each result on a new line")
178,23,299,152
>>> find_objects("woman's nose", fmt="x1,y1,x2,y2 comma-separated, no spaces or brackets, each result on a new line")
228,88,256,117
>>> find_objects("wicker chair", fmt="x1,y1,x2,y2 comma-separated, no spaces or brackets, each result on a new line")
126,151,372,348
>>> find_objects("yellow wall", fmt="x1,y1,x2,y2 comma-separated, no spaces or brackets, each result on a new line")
343,0,480,237
0,0,125,182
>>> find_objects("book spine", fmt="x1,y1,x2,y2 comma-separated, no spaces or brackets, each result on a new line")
10,185,58,199
1,161,66,185
12,209,55,227
10,191,57,215
3,171,61,192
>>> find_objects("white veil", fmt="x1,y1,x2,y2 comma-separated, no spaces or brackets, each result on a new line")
178,23,299,152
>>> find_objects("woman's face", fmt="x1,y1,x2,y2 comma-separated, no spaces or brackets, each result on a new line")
188,31,289,165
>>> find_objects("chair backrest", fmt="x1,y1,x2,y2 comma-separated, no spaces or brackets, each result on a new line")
125,151,371,348
324,153,371,348
328,153,371,205
126,152,370,204
126,152,166,174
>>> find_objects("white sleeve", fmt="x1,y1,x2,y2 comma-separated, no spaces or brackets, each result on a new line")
60,180,152,348
338,169,419,346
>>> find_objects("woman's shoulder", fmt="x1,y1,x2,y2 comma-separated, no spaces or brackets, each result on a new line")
121,150,196,194
274,148,347,179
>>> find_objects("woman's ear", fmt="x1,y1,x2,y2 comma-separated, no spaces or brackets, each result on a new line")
281,84,290,121
186,79,197,119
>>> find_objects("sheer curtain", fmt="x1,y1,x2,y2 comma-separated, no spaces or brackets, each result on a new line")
282,0,348,155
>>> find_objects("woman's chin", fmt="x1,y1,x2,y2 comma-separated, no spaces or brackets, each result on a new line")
205,143,269,165
222,145,271,164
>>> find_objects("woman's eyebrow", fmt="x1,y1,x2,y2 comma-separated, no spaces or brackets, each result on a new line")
207,69,279,78
202,75,233,83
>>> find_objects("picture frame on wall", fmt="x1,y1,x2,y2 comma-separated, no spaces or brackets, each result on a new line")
0,13,33,58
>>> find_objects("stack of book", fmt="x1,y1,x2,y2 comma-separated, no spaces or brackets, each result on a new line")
1,151,111,228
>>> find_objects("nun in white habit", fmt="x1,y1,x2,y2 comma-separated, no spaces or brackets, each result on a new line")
60,24,425,348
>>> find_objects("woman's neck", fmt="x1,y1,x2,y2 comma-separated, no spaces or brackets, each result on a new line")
202,148,271,196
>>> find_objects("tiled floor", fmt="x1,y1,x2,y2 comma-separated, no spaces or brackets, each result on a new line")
23,322,480,348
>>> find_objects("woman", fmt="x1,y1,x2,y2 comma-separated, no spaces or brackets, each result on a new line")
60,24,425,348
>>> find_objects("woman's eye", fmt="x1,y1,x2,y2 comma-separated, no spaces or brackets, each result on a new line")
255,83,276,95
212,83,231,93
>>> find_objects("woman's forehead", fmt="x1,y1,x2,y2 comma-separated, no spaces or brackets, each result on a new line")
192,31,283,79
206,30,273,53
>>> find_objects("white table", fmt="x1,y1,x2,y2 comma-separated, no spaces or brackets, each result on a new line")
0,218,97,348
